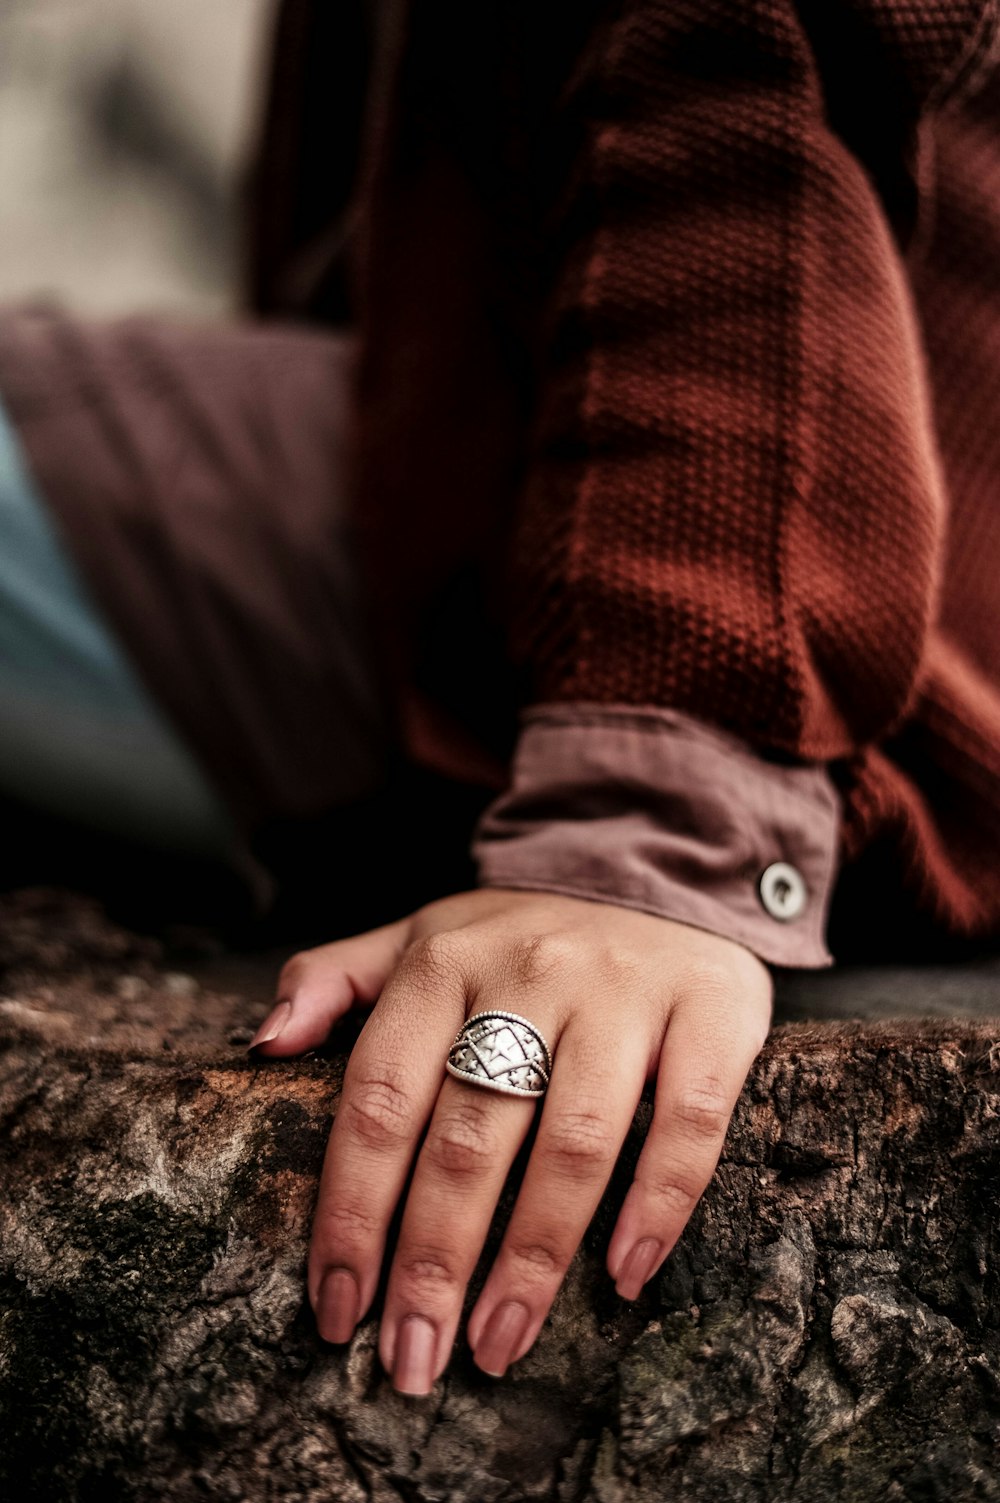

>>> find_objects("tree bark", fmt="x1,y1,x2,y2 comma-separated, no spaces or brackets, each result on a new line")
0,887,998,1501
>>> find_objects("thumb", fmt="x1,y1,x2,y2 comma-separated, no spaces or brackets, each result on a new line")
249,913,414,1057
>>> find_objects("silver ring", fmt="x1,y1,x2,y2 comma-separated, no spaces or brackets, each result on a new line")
446,1010,552,1098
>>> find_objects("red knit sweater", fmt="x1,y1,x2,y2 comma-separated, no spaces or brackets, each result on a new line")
345,0,1000,961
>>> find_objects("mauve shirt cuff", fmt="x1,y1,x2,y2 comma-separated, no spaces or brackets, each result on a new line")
469,703,841,970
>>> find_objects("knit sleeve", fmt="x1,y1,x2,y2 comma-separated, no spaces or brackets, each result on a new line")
503,0,998,748
470,0,999,965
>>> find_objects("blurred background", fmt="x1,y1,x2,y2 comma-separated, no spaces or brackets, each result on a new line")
0,0,308,942
0,0,274,317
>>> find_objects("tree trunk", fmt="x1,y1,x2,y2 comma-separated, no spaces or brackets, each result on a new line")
1,887,998,1502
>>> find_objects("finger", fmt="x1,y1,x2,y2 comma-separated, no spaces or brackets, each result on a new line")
606,982,769,1300
249,915,412,1056
466,1016,650,1378
307,932,470,1344
377,1009,555,1395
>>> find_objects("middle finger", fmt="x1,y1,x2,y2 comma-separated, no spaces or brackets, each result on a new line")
379,1007,555,1392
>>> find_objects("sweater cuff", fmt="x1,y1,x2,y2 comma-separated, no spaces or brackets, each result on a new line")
469,703,841,970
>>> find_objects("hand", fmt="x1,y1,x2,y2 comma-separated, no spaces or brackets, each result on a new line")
252,888,773,1393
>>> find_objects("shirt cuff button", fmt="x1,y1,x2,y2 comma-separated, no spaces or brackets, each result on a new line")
759,861,807,921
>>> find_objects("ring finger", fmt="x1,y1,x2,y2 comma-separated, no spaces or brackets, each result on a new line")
464,1013,651,1378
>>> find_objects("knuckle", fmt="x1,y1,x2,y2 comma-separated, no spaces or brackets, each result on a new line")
507,1237,565,1281
395,1247,463,1296
505,930,575,989
317,1197,380,1249
341,1073,413,1151
679,960,739,1006
399,930,468,990
503,931,640,994
670,1087,732,1142
424,1109,495,1180
586,940,642,991
541,1110,619,1177
638,1168,702,1219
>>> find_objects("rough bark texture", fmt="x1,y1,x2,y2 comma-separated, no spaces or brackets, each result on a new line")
1,887,999,1502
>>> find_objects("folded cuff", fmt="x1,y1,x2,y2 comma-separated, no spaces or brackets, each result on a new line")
469,703,842,970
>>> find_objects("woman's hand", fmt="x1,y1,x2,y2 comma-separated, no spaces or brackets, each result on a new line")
251,888,773,1394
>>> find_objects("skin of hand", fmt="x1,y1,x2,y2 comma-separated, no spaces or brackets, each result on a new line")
249,887,774,1395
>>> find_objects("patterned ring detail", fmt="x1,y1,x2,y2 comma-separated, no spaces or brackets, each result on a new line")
445,1010,553,1099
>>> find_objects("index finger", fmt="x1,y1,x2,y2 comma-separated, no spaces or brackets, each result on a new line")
308,933,469,1342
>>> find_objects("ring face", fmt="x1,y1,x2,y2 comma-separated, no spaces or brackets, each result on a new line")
446,1010,552,1098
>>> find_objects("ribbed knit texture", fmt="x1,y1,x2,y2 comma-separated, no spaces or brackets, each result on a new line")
349,0,1000,956
508,1,954,752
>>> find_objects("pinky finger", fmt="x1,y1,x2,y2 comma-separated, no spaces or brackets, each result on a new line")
606,987,769,1299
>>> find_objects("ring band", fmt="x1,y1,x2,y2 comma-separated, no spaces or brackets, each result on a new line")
446,1010,552,1098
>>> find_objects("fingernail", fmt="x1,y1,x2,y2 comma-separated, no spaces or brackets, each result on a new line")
615,1238,664,1301
473,1300,531,1378
248,1000,291,1050
392,1315,438,1396
316,1268,360,1345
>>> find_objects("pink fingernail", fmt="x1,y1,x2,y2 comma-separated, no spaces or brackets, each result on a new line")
393,1316,438,1395
473,1300,531,1378
615,1238,664,1301
317,1268,360,1344
249,1000,291,1050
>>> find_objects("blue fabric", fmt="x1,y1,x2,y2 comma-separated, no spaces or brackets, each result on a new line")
0,396,242,857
